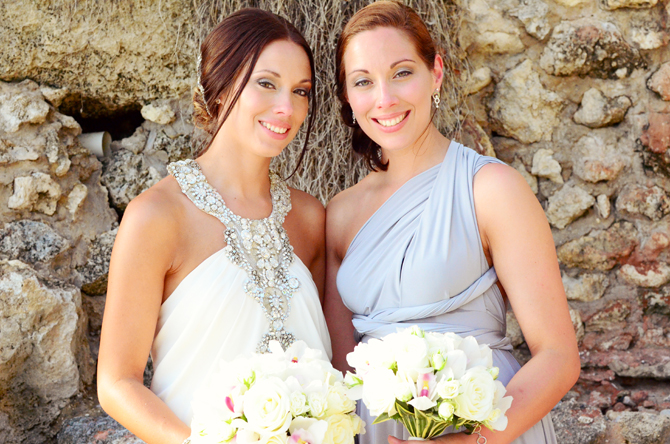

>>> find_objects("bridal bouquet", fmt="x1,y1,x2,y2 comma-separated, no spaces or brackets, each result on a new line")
345,326,512,440
190,340,364,444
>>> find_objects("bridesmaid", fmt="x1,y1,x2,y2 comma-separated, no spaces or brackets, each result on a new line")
97,9,331,444
324,2,580,444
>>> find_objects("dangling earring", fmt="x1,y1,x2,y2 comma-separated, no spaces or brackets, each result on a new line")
432,89,440,108
352,110,357,125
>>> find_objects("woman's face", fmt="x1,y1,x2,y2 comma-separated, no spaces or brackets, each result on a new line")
343,27,442,153
220,39,312,158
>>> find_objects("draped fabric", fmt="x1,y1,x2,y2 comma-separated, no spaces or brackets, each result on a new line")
337,141,556,444
150,177,332,425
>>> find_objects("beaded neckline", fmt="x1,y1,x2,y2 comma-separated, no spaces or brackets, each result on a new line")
167,159,298,352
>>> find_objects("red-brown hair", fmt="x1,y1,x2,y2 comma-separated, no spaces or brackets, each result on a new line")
194,8,316,176
335,1,439,171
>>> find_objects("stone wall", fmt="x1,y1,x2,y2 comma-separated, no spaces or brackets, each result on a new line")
1,0,669,443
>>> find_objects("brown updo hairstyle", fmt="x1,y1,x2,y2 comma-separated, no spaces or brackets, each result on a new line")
335,1,440,171
193,8,317,172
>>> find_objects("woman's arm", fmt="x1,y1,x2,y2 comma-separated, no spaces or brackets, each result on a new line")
392,163,580,444
97,191,190,444
324,195,358,373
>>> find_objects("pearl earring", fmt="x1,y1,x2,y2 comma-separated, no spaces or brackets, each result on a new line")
432,90,440,108
352,110,357,125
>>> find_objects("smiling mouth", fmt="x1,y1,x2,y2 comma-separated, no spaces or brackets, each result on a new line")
374,111,410,128
260,121,289,134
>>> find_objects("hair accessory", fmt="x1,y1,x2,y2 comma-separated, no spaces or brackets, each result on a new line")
352,110,357,125
432,89,440,108
472,425,487,444
196,53,212,117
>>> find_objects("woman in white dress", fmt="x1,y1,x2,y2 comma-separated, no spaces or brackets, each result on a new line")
97,9,331,444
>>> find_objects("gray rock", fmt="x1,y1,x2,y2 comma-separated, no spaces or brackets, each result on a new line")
546,184,595,229
562,272,609,302
101,149,164,211
510,0,552,40
0,80,50,133
488,60,563,144
77,228,117,295
57,415,144,444
551,399,606,444
596,194,611,218
0,220,69,264
573,88,631,128
540,19,645,79
603,411,670,444
616,184,670,221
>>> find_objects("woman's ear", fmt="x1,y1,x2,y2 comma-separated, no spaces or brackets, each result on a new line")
432,54,444,90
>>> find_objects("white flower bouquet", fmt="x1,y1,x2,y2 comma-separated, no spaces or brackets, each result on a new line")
190,340,365,444
345,326,512,440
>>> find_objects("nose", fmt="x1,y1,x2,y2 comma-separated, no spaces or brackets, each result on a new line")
376,82,398,109
273,90,294,117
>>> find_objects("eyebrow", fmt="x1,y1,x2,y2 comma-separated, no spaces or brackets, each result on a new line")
254,69,311,84
347,58,417,77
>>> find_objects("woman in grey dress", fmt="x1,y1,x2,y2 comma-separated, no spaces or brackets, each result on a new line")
324,2,580,444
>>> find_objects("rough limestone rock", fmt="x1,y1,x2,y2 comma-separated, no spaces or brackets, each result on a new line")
510,0,552,40
619,263,670,288
0,1,197,117
546,184,595,229
553,0,589,5
57,415,143,444
629,10,669,50
572,135,626,183
640,111,670,178
606,349,670,378
66,183,88,217
77,228,118,296
101,149,164,212
573,88,631,128
601,0,658,9
569,308,585,342
7,172,62,216
557,221,638,270
616,184,670,221
562,272,609,302
539,19,645,79
511,159,538,194
0,80,50,134
460,0,525,55
488,60,563,144
648,62,670,101
596,194,611,218
141,103,176,125
532,149,564,184
551,399,606,444
640,287,670,315
0,260,89,443
464,67,492,96
603,411,670,444
0,220,69,264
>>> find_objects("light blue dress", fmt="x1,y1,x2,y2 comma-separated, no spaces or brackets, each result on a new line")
337,141,557,444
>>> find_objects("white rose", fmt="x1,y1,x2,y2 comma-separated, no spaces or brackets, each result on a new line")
290,392,309,417
190,417,236,444
308,391,329,419
347,339,395,373
322,414,357,444
425,332,459,355
361,368,398,416
326,383,356,416
436,379,460,400
394,334,430,379
261,433,289,444
236,429,262,444
243,377,292,437
453,368,496,422
438,401,455,420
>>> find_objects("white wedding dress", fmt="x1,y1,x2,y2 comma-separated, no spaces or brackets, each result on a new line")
149,160,332,425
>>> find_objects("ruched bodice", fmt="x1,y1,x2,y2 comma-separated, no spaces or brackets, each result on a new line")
150,163,331,425
337,141,556,444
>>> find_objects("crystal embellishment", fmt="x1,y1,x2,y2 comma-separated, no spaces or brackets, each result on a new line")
167,159,299,353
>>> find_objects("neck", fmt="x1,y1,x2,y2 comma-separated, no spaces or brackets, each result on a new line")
196,136,273,204
380,124,450,183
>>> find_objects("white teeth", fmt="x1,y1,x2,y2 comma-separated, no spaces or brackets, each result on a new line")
261,121,288,134
377,113,407,127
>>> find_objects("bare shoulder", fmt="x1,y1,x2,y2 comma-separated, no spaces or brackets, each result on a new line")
325,178,371,259
474,162,538,210
288,187,325,226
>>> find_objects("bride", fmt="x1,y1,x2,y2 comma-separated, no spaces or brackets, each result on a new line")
97,9,331,444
